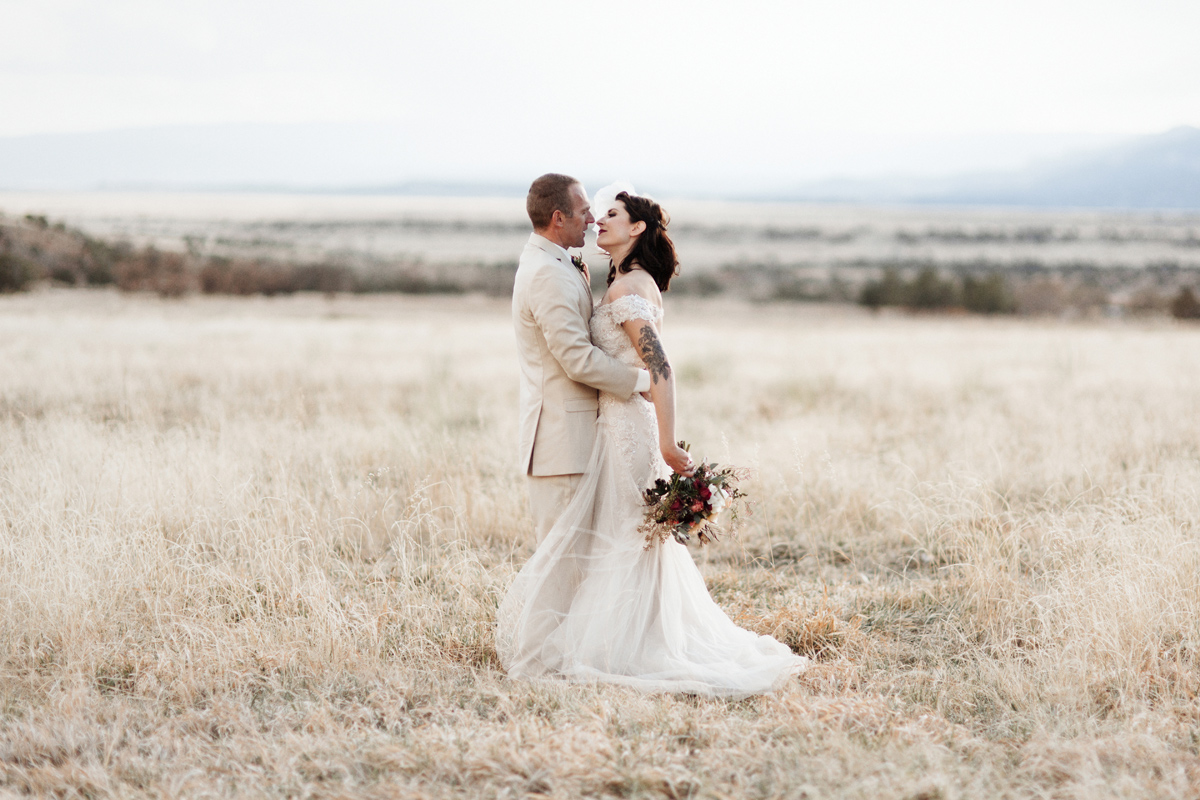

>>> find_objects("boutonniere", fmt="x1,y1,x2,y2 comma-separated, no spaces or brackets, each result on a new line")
570,254,587,273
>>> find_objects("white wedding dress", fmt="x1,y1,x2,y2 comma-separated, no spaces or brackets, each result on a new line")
497,294,808,697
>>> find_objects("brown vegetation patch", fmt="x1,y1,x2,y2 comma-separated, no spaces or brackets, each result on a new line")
741,599,866,662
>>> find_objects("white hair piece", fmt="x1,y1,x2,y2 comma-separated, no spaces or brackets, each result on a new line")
590,181,638,231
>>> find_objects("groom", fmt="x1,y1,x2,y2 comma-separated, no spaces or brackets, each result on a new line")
513,173,651,543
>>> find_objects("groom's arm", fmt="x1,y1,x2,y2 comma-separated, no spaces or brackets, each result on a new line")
529,267,645,398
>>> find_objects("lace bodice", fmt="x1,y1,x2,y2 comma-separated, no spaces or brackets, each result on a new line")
591,294,664,364
590,293,666,488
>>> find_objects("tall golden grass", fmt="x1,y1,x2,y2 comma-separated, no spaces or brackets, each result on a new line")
3,289,1200,798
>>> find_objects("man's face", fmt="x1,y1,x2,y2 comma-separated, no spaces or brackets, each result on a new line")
560,184,594,249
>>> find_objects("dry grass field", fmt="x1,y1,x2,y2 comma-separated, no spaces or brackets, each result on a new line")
4,288,1200,798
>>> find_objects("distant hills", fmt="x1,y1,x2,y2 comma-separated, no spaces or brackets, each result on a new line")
0,123,1197,209
776,127,1200,210
933,126,1200,209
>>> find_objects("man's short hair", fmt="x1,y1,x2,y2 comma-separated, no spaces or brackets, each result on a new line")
527,173,580,230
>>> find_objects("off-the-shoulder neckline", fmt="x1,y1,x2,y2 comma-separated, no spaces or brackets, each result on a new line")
599,293,662,311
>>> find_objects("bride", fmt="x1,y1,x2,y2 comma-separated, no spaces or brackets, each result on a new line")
497,188,808,697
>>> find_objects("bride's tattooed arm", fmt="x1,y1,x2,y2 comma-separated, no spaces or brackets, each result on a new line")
636,324,671,384
619,311,692,476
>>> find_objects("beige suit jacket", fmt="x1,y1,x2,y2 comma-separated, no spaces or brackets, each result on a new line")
513,233,640,476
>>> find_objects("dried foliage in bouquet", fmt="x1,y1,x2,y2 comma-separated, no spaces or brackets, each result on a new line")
641,442,750,548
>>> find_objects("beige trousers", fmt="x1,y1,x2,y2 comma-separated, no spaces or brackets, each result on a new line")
526,473,583,545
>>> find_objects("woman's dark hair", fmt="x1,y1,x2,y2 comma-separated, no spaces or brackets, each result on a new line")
606,192,679,291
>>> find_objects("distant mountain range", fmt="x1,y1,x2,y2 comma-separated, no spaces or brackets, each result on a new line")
0,124,1197,209
938,126,1200,209
773,126,1200,209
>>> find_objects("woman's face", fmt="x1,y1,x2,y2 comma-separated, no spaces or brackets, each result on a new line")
595,200,645,252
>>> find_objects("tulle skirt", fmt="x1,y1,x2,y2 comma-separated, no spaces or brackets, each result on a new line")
497,414,808,698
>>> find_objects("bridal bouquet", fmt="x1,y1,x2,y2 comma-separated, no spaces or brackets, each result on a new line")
641,443,750,548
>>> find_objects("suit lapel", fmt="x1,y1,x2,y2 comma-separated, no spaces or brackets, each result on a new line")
531,237,591,297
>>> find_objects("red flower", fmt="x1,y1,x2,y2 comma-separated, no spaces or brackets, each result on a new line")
690,500,705,512
670,499,683,511
699,484,711,500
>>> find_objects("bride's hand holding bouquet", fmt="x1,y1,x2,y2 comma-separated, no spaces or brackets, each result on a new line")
661,439,695,477
641,442,750,548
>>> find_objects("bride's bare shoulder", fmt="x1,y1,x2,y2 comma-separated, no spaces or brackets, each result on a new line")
603,269,662,307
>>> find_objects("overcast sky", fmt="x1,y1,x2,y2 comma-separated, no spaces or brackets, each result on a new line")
2,0,1197,187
